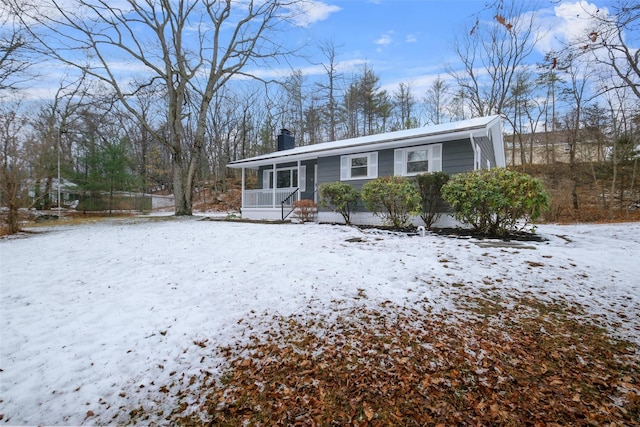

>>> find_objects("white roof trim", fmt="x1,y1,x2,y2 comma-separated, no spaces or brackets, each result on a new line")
228,115,502,169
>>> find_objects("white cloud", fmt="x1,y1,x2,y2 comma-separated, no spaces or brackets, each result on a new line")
375,31,393,46
406,34,417,43
290,0,342,27
247,57,368,81
535,1,609,54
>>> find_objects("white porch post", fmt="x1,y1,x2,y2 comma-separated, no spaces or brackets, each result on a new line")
241,167,245,210
314,164,318,204
272,163,277,208
297,159,301,193
470,133,477,170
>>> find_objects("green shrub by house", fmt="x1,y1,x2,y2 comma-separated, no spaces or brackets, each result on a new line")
318,182,359,225
441,168,550,236
360,176,421,229
415,172,450,229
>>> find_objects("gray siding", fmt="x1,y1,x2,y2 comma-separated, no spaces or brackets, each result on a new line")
442,139,474,174
317,150,393,191
318,139,475,186
474,136,496,169
317,155,372,212
300,159,316,200
317,155,341,186
315,140,476,214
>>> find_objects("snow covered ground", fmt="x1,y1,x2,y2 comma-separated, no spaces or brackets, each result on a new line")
1,217,639,425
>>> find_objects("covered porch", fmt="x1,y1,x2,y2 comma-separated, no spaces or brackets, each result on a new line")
233,159,318,221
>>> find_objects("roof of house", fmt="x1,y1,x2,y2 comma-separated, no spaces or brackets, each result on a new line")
228,115,503,169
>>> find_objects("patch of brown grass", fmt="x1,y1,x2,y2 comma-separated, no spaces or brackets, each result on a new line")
163,296,639,427
0,225,11,237
24,212,135,228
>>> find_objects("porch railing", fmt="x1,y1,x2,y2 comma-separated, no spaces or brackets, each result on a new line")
243,188,300,208
281,188,300,220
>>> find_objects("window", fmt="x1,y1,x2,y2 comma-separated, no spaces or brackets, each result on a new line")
263,166,306,191
350,156,369,177
394,144,442,176
277,169,296,188
407,149,430,173
340,152,378,180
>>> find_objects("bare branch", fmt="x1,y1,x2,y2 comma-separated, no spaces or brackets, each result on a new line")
15,0,306,215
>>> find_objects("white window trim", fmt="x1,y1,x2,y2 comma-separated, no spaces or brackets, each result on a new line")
340,152,378,181
393,144,442,176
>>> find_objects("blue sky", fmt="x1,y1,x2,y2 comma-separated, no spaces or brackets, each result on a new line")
276,0,620,94
13,0,622,100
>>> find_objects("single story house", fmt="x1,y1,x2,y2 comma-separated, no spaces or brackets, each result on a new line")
227,115,505,225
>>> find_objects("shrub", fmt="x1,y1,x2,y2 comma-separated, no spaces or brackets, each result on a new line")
441,168,551,236
360,176,421,228
293,199,317,222
318,182,359,225
415,172,450,229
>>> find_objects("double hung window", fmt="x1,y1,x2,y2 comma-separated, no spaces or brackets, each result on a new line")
394,144,442,176
340,152,378,180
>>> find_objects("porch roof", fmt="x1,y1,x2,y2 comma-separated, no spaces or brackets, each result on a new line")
228,115,503,169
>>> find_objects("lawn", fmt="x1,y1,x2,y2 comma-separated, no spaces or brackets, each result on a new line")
1,217,638,425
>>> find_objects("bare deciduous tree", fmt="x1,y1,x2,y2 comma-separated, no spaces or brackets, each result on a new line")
583,1,640,100
0,3,33,233
424,76,449,125
449,0,541,117
393,81,417,130
0,104,27,234
602,85,639,215
317,39,343,142
282,70,306,145
18,0,304,215
503,68,545,166
0,3,32,94
559,53,596,210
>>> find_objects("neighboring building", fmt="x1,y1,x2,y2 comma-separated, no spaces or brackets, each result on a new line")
25,178,79,209
227,115,505,225
504,131,609,166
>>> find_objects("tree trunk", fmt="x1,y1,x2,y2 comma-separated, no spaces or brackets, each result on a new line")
34,178,42,209
1,167,20,234
610,161,618,219
630,157,638,218
172,156,193,216
7,206,19,234
569,140,579,210
511,132,516,166
44,177,52,210
619,171,625,209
